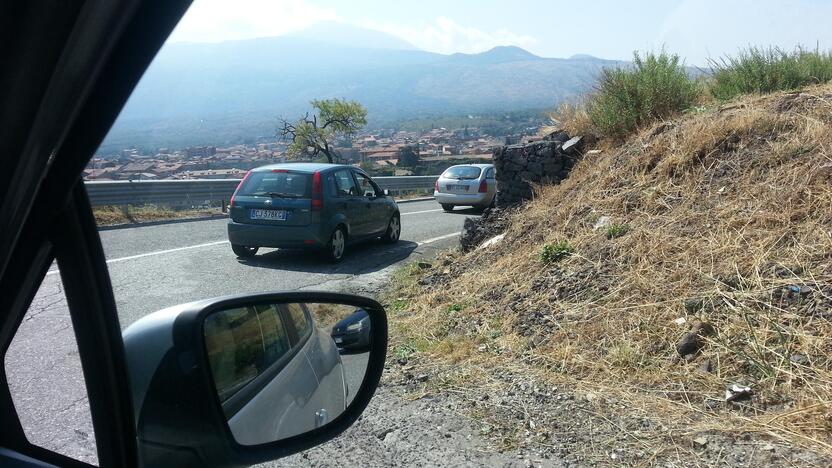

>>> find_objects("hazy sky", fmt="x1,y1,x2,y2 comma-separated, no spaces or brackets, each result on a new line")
168,0,832,65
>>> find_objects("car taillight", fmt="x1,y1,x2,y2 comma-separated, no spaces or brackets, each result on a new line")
311,171,323,211
478,179,488,193
230,170,252,207
434,180,440,192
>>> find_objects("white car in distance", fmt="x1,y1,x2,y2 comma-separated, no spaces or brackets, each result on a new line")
433,164,496,212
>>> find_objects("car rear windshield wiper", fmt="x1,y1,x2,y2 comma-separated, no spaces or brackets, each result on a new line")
250,191,301,198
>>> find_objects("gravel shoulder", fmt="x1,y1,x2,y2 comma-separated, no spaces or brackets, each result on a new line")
263,382,549,468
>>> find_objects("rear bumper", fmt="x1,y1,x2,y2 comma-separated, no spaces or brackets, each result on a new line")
433,191,491,206
227,221,327,248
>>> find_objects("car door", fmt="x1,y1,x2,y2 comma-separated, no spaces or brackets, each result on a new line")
352,171,389,235
331,169,370,239
484,166,497,203
285,304,346,423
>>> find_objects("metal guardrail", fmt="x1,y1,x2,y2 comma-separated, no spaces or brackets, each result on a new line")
84,176,439,207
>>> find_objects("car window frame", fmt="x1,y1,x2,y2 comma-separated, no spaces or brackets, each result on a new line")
352,171,382,198
0,1,193,466
332,168,360,198
0,1,390,467
283,303,313,344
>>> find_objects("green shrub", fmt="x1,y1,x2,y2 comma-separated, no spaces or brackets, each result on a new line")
587,50,700,140
606,224,630,239
540,240,575,263
709,46,832,100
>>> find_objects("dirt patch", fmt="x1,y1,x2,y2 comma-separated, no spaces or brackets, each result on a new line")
459,207,515,252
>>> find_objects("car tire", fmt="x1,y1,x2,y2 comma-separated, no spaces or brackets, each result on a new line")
441,204,454,212
382,214,401,244
232,244,258,258
326,226,347,263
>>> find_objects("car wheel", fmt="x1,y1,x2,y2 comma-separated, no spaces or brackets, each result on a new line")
382,214,400,244
327,226,347,263
441,204,454,212
232,244,258,258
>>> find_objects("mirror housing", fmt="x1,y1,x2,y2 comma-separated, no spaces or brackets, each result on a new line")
383,189,390,196
122,291,387,467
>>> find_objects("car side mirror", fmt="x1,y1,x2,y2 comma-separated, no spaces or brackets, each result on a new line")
383,189,390,196
122,291,387,467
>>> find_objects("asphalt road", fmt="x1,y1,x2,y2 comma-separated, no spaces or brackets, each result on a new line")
92,199,475,327
6,199,479,465
340,351,368,407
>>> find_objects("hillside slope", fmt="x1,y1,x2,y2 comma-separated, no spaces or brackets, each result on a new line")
389,86,832,465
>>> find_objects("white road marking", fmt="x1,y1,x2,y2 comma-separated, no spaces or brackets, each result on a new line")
44,217,465,276
45,240,229,276
401,208,442,216
418,232,459,245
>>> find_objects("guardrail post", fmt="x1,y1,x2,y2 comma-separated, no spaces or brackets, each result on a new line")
221,199,227,213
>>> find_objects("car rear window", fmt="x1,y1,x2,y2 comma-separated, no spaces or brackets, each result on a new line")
237,171,311,198
285,304,312,342
442,166,482,180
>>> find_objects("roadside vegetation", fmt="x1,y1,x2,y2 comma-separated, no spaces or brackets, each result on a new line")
388,83,832,463
93,204,222,226
585,51,701,141
709,46,832,100
553,46,832,144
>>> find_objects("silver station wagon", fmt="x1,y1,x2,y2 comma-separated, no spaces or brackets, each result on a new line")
433,163,496,211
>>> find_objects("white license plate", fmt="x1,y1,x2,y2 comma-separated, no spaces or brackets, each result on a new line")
448,185,468,192
334,337,343,344
250,209,287,220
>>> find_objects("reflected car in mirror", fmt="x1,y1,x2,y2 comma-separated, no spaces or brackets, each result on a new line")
330,309,371,352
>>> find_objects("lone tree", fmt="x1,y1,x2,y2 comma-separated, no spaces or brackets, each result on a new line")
279,98,367,163
397,144,420,167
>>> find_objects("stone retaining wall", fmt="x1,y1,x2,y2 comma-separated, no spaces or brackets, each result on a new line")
492,131,583,207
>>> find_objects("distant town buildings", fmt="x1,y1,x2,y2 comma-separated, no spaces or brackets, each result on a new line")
85,125,539,180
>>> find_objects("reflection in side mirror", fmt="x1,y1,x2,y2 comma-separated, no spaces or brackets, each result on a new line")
204,302,371,446
123,292,386,467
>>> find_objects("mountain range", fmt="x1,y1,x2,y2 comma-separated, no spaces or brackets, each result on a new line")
101,22,621,152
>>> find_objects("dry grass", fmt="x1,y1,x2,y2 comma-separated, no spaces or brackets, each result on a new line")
388,85,832,457
93,205,222,226
548,101,596,139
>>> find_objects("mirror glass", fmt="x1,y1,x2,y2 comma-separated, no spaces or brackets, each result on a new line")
203,302,372,446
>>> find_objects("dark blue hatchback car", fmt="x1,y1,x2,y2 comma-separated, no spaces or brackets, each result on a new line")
227,163,401,262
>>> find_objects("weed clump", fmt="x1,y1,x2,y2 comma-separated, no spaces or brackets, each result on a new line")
605,223,629,239
587,51,700,140
709,46,832,100
540,240,574,263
